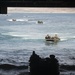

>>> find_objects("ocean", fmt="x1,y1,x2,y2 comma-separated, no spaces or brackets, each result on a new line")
0,13,75,75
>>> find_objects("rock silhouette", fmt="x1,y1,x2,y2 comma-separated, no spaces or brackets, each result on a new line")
29,51,60,75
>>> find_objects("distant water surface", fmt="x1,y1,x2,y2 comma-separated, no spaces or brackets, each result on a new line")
0,13,75,75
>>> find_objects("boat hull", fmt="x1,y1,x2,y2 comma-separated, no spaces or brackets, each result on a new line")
45,38,60,42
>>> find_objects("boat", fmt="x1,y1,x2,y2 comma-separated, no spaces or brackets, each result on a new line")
45,34,60,42
12,19,16,21
37,20,43,24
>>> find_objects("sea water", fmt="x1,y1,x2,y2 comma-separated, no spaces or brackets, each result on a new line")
0,13,75,75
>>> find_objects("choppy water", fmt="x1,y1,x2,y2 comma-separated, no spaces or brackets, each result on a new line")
0,13,75,75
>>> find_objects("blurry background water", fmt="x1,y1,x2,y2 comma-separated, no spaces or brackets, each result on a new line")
0,13,75,75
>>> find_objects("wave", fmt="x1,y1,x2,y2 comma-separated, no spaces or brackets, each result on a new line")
0,31,75,42
1,32,75,41
7,18,28,22
1,32,44,40
7,18,41,22
7,18,45,25
0,33,22,40
60,64,75,71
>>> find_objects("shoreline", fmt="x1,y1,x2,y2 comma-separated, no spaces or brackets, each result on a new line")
8,7,75,13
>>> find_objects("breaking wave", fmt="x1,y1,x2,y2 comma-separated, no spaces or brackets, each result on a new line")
7,18,28,22
1,32,75,42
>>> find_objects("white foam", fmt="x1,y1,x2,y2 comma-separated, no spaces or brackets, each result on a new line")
7,18,28,22
2,32,45,39
2,32,75,41
60,38,68,41
60,35,75,41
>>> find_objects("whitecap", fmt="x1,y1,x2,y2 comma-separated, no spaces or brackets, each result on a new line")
7,18,28,22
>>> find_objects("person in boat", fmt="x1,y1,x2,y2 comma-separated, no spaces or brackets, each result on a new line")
45,34,51,39
50,34,60,42
45,34,60,42
38,20,43,24
54,34,60,40
12,19,16,21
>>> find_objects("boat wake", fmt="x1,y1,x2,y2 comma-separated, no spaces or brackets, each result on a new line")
60,36,75,42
